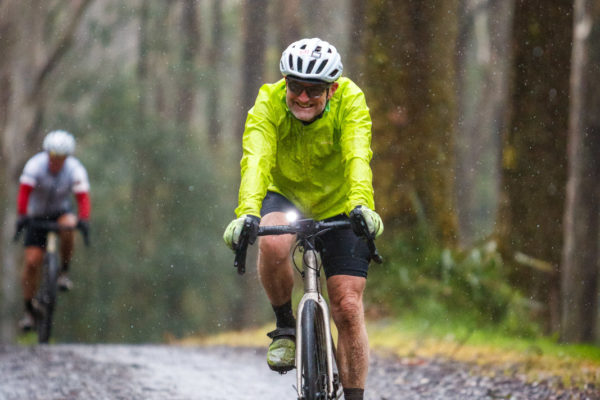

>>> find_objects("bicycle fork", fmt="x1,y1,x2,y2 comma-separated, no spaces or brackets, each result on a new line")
295,249,338,399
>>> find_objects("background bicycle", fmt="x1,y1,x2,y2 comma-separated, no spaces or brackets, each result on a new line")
14,219,89,344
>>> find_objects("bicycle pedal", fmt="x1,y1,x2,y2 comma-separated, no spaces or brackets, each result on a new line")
269,363,296,374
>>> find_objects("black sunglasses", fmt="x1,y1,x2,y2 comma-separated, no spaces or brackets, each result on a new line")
286,78,330,98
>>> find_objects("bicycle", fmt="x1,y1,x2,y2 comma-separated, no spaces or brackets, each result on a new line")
234,208,382,400
14,218,89,344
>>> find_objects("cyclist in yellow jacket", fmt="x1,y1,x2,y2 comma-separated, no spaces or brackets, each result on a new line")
224,38,383,400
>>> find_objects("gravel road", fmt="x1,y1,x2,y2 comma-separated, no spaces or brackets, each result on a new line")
0,344,598,399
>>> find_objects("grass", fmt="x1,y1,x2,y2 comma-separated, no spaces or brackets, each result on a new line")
368,316,600,389
177,315,600,390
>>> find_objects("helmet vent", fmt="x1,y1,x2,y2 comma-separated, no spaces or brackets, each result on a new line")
306,59,316,74
279,38,343,83
315,60,327,74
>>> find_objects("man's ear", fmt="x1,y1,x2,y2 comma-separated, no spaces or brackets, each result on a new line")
328,82,339,99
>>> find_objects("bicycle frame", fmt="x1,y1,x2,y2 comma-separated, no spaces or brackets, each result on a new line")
295,248,338,399
233,213,381,400
36,229,60,343
46,230,59,256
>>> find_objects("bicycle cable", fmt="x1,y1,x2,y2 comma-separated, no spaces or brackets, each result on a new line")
291,231,328,275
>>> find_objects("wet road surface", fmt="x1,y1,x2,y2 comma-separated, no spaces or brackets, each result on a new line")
0,344,597,399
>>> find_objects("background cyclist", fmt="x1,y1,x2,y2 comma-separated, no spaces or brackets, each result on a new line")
224,38,383,400
15,130,91,331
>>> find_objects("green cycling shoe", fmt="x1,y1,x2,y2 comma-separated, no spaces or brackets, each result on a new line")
266,327,296,373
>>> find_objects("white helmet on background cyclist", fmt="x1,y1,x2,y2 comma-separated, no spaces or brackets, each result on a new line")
279,38,343,83
43,130,76,156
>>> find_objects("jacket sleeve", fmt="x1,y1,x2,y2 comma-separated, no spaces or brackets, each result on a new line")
339,84,375,214
234,85,278,218
17,183,33,216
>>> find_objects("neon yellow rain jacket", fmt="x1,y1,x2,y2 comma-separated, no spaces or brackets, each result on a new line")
235,77,375,220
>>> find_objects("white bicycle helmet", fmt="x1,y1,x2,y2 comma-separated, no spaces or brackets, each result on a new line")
279,38,343,83
43,130,76,156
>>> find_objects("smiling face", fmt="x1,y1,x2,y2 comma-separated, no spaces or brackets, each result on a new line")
285,77,338,122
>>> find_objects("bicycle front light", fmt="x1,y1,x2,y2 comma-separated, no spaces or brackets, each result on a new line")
286,210,299,222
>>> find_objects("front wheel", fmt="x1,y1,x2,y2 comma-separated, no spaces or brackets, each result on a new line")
36,253,59,344
300,300,329,399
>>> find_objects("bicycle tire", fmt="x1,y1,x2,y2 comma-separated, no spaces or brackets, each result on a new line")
301,299,329,399
36,253,59,344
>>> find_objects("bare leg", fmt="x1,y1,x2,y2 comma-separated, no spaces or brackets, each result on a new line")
22,247,44,301
257,212,296,306
327,275,369,389
57,213,77,270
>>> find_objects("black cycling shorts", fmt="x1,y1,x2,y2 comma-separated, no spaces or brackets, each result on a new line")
24,213,66,248
260,191,370,279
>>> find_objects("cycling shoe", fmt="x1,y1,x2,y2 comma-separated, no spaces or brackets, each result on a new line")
266,327,296,373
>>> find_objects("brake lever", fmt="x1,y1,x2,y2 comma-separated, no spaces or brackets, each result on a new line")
233,216,260,275
234,232,249,275
367,238,383,264
13,218,30,243
349,208,383,264
82,230,90,247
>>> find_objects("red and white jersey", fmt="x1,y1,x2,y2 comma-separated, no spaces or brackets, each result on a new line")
19,152,90,217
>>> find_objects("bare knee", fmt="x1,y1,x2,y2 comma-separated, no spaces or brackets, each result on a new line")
330,293,363,329
24,248,44,270
258,236,292,266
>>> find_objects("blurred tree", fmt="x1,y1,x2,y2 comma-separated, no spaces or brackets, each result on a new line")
0,0,93,344
238,0,268,140
221,0,270,330
560,0,600,343
496,0,572,333
363,0,459,246
455,0,514,246
274,0,301,54
347,0,367,81
207,0,223,146
177,0,201,129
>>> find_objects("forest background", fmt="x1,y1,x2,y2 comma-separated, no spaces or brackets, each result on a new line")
0,0,598,349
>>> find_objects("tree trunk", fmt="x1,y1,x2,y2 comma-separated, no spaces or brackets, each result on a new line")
560,0,600,343
363,0,460,246
207,0,223,146
455,0,514,246
232,0,272,328
496,0,572,333
238,0,268,140
347,0,367,81
274,0,301,55
177,0,201,129
0,0,92,344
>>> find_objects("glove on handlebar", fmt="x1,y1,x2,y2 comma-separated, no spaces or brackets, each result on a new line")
77,220,90,245
350,206,384,239
14,216,29,241
223,215,261,250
